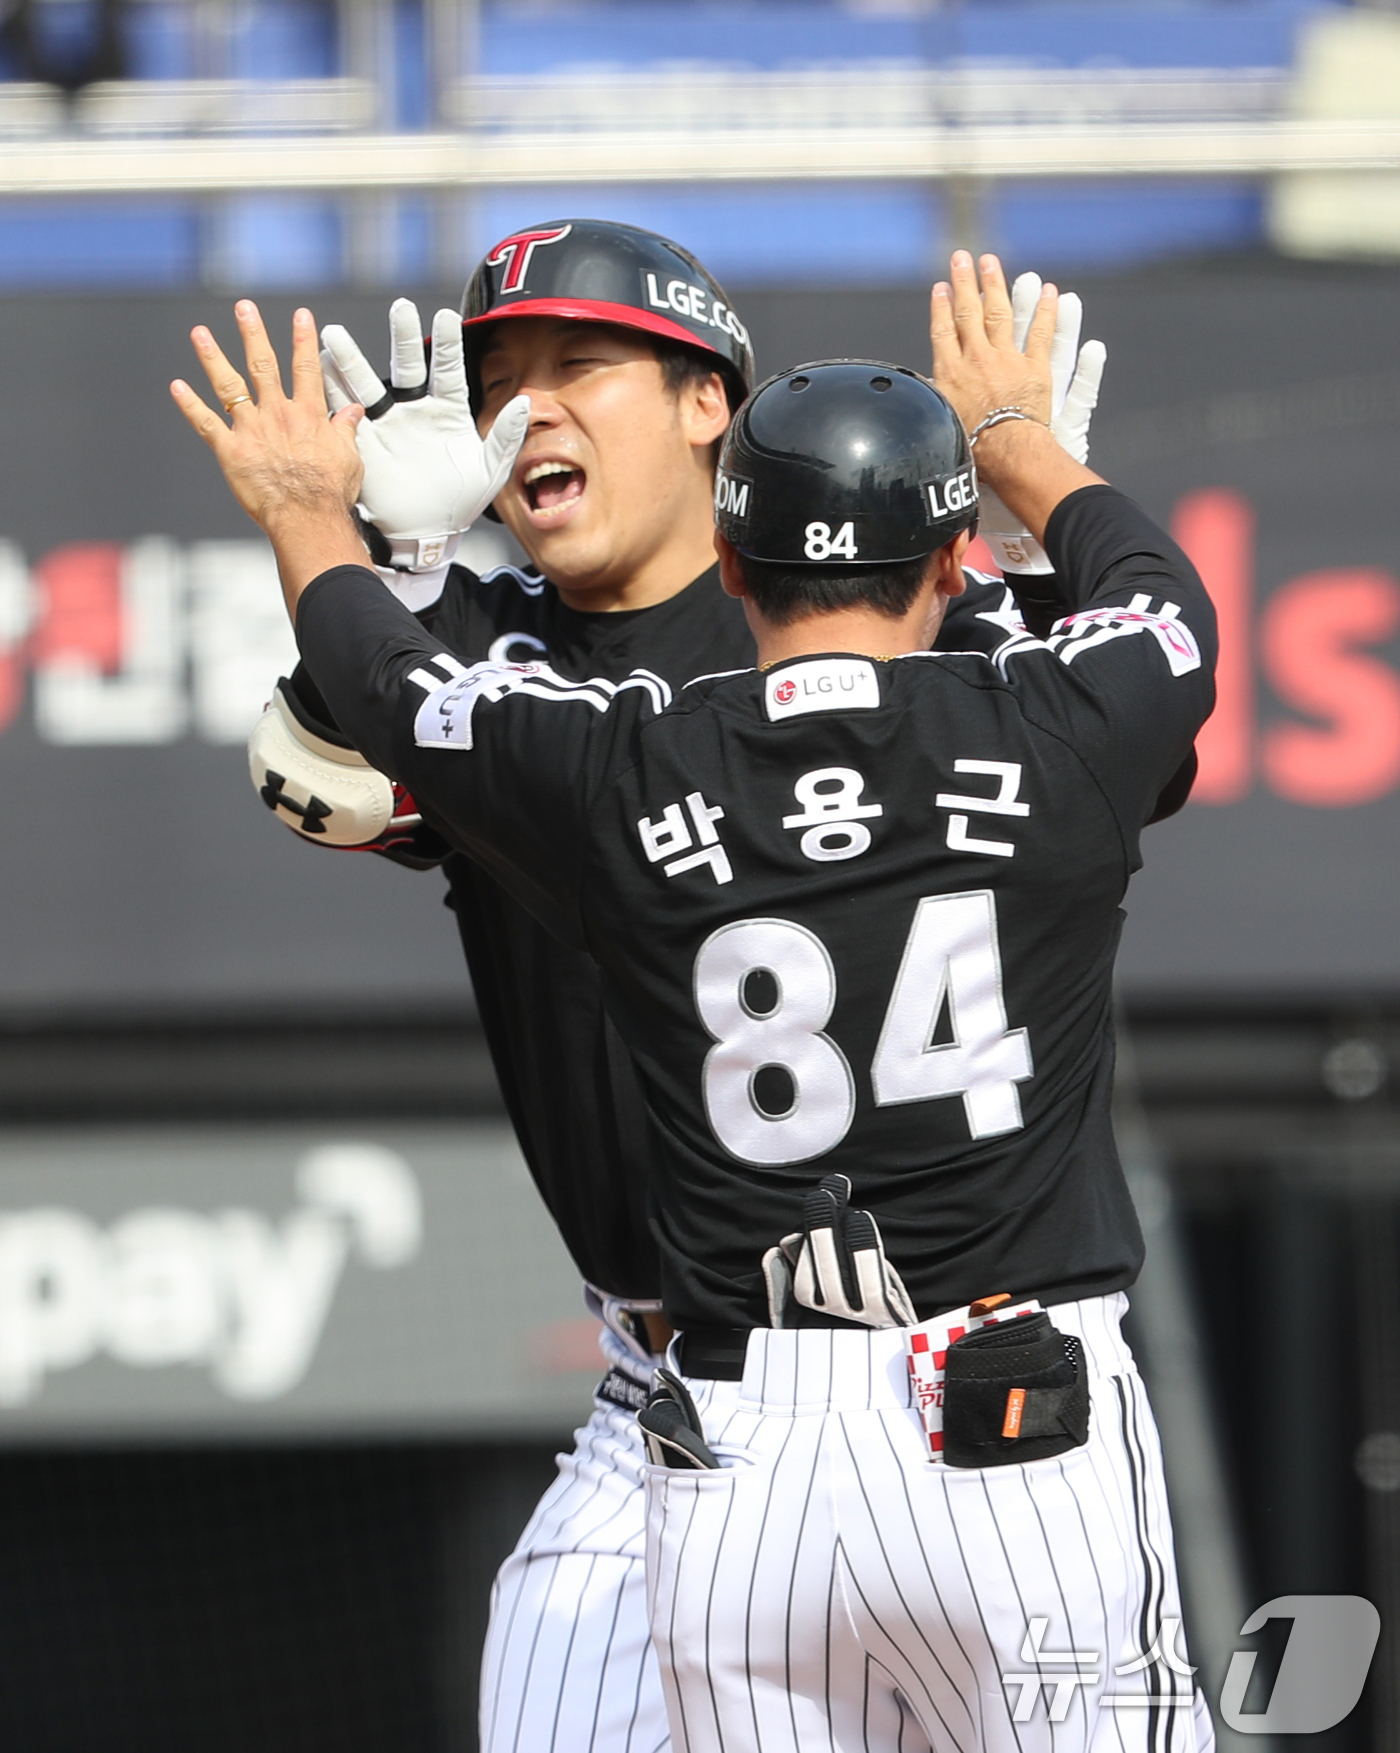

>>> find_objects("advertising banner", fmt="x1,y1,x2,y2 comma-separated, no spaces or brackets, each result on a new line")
0,264,1395,1004
0,1121,602,1440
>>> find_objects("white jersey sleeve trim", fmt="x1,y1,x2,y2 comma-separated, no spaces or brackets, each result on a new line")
989,592,1202,679
407,656,672,750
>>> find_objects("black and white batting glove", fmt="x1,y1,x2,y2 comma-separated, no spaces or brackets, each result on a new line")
976,273,1106,580
638,1369,720,1470
321,299,530,602
762,1173,917,1330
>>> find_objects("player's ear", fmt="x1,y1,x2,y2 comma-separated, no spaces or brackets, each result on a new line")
715,531,748,599
934,530,970,598
683,370,731,450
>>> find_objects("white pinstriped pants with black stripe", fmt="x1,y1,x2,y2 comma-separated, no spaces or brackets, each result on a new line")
478,1304,934,1753
644,1294,1216,1753
479,1307,670,1753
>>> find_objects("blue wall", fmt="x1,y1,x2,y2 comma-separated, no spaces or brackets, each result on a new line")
0,0,1338,290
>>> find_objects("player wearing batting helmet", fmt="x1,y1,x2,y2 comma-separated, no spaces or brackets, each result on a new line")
210,227,1123,1753
178,248,1217,1752
243,217,755,1753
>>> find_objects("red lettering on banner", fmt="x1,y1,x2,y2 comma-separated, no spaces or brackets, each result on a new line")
1173,490,1252,805
1261,570,1400,807
0,646,21,729
32,544,123,671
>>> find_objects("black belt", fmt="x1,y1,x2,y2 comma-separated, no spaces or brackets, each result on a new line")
679,1310,891,1379
677,1328,752,1380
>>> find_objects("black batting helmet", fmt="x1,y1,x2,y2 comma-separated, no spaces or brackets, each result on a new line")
715,361,978,566
461,218,754,406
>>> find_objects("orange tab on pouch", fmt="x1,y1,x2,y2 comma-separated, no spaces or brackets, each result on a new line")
1002,1387,1027,1439
970,1293,1012,1319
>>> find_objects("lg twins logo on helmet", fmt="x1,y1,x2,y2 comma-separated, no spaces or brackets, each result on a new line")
487,223,572,294
928,468,977,520
715,472,751,520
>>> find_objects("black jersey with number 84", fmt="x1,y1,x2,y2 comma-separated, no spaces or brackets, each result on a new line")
300,486,1216,1332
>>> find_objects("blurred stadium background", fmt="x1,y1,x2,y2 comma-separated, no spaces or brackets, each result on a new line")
0,0,1399,1747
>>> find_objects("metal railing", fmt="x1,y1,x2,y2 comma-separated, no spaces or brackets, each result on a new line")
0,77,377,137
0,116,1395,195
0,59,1393,194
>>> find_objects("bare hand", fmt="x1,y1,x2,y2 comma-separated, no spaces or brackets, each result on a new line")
930,252,1056,437
171,302,365,535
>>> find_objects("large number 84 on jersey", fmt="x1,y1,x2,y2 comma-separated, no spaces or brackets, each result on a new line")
693,890,1033,1167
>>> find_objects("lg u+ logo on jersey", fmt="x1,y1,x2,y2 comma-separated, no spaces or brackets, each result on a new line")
1004,1597,1379,1733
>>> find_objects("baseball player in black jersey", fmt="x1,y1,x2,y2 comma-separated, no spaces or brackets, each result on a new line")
226,220,1114,1753
173,250,1196,1749
242,220,759,1753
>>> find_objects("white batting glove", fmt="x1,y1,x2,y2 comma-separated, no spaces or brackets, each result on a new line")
762,1174,917,1331
321,299,531,590
975,273,1107,577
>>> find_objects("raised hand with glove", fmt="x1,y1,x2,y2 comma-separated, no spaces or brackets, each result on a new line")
968,271,1105,582
321,298,530,608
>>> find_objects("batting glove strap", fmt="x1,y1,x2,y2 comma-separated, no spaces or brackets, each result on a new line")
976,489,1054,577
381,533,461,575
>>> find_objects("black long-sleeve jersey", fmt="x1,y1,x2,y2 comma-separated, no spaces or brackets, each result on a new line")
293,559,754,1298
298,494,1213,1329
289,555,1027,1300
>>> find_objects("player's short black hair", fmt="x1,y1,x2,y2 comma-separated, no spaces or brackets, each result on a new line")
736,552,933,627
652,335,743,415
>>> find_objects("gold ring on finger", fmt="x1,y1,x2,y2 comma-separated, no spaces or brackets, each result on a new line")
224,395,251,412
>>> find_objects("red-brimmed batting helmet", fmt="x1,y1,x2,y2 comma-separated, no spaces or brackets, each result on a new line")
461,218,754,406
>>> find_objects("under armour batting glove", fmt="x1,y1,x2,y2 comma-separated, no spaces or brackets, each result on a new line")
762,1173,917,1330
321,299,530,595
975,274,1106,579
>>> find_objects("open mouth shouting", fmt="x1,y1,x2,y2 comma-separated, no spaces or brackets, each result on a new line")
521,457,586,525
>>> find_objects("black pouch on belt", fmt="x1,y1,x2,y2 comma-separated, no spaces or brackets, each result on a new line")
942,1312,1089,1469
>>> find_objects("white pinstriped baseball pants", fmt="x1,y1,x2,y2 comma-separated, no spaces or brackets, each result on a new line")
479,1302,669,1753
479,1300,934,1753
645,1295,1216,1753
